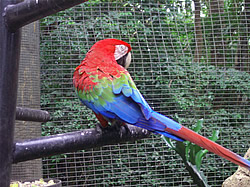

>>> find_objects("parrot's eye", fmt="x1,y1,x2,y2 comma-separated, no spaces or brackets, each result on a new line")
114,45,128,60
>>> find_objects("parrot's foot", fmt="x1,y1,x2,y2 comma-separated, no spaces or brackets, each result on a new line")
95,121,121,134
95,123,108,134
112,120,123,131
95,120,130,136
111,121,131,138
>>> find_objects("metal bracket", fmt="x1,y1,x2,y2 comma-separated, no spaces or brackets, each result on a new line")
16,107,50,122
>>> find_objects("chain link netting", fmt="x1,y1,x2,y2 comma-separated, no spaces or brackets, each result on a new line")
40,0,249,186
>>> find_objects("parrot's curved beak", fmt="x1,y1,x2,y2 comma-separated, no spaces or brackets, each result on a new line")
116,52,131,69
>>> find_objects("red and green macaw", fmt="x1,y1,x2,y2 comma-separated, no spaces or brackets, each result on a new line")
73,38,250,170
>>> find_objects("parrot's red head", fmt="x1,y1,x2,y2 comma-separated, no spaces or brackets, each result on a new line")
73,39,132,89
87,38,132,69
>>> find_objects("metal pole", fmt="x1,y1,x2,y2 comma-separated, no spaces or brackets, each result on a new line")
0,0,21,186
13,124,150,163
5,0,88,32
16,107,50,122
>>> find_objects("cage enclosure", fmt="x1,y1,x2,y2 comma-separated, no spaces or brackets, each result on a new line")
9,0,250,186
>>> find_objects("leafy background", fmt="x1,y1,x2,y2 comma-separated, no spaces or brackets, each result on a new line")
40,0,249,186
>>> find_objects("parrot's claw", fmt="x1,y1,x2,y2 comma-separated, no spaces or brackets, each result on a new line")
112,120,123,131
121,122,130,132
95,123,107,134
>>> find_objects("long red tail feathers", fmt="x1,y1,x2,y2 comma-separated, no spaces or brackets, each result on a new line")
166,126,250,170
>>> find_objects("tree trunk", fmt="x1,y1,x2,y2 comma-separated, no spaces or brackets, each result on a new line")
208,0,226,66
194,0,204,63
235,1,249,72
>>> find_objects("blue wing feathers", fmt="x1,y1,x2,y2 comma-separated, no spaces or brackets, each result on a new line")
122,85,132,97
80,99,99,114
80,74,183,141
112,84,122,94
99,110,116,119
151,112,182,132
110,82,184,140
130,89,141,103
155,131,184,141
109,95,142,123
131,89,152,120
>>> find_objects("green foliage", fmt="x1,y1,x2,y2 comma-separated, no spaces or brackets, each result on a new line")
163,119,219,187
41,97,98,136
158,62,249,112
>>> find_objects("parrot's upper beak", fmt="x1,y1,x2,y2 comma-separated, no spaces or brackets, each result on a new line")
116,52,131,69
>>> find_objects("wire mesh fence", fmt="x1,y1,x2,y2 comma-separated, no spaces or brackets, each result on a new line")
40,0,249,186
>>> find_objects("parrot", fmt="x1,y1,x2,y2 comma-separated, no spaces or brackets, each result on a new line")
73,38,250,170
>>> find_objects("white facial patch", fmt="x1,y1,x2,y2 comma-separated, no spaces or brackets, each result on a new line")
114,45,128,60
